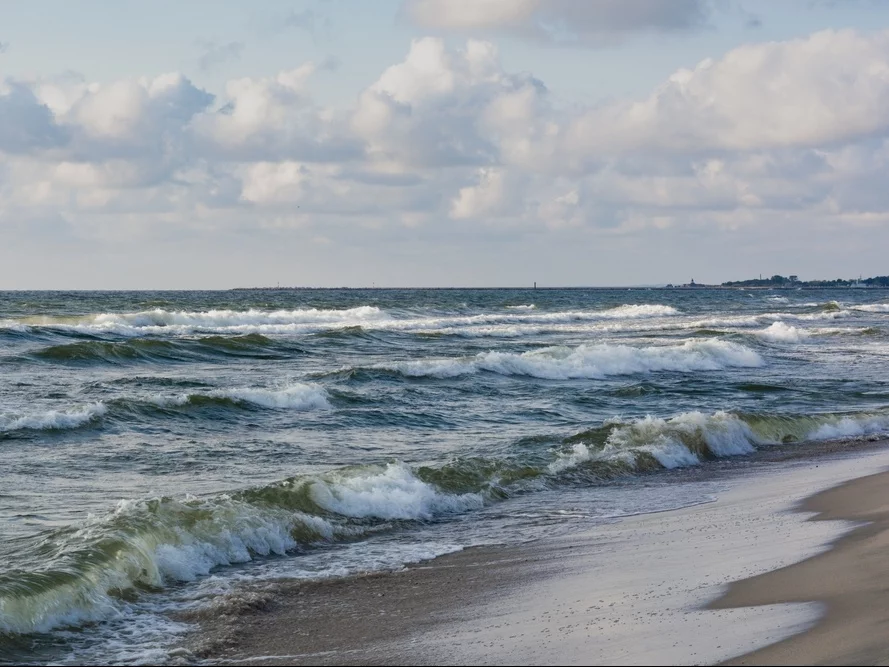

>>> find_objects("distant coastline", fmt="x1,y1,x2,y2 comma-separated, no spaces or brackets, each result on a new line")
670,274,889,289
230,278,889,291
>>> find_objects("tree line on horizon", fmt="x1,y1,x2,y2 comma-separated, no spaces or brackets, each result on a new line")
721,275,889,287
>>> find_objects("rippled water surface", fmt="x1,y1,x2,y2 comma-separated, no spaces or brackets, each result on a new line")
2,288,889,663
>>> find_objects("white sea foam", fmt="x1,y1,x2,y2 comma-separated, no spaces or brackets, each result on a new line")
371,304,680,336
602,304,679,318
809,326,873,336
0,320,29,333
548,409,889,478
0,498,326,635
560,411,761,472
13,304,680,338
787,310,851,321
150,383,331,410
476,340,764,379
755,321,810,343
91,306,388,328
8,302,861,342
0,403,106,433
308,463,484,520
17,306,389,337
808,414,889,440
0,463,480,636
852,303,889,312
383,340,763,381
212,384,331,409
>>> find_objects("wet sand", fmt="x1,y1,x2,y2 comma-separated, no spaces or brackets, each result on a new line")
716,469,889,665
187,545,558,665
191,445,889,666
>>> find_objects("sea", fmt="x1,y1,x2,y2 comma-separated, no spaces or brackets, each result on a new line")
2,287,889,664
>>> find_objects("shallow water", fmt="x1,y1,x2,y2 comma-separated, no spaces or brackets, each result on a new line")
2,287,889,664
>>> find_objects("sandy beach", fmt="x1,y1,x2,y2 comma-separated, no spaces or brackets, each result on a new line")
717,469,889,665
188,444,889,666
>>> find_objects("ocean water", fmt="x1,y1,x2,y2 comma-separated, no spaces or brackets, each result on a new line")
1,288,889,664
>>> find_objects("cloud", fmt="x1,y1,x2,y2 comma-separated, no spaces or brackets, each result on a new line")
6,28,889,287
351,38,544,169
282,8,332,41
318,55,341,72
285,9,317,33
192,63,361,162
197,40,245,71
0,42,8,54
558,29,889,158
402,0,710,46
0,82,68,152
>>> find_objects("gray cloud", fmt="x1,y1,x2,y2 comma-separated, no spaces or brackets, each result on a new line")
318,55,341,72
403,0,710,46
285,9,317,33
0,83,68,152
282,8,332,42
197,40,245,71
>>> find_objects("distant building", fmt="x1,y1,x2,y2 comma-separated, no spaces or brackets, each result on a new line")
789,275,798,283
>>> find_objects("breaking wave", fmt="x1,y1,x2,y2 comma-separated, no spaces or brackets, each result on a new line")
3,405,888,636
147,383,331,411
552,408,889,472
0,463,482,635
2,304,680,339
28,334,288,364
4,306,389,337
378,339,763,380
0,403,106,434
754,322,810,343
853,303,889,313
0,384,329,437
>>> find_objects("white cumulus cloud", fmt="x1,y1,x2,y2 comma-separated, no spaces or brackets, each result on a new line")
5,27,889,287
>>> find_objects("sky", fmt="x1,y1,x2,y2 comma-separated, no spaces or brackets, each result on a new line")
3,0,889,288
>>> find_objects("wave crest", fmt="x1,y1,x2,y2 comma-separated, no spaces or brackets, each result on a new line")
381,339,763,380
853,303,889,313
4,405,889,636
6,304,680,338
754,321,810,343
0,463,481,635
0,403,106,434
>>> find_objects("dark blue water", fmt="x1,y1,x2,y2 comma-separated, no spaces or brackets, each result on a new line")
2,288,889,664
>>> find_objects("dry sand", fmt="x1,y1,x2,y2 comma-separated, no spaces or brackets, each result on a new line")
716,469,889,666
190,444,889,666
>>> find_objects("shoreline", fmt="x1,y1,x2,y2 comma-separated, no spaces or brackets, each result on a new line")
189,441,889,666
715,469,889,665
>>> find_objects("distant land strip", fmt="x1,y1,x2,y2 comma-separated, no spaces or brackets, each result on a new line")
231,276,889,291
717,274,889,288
